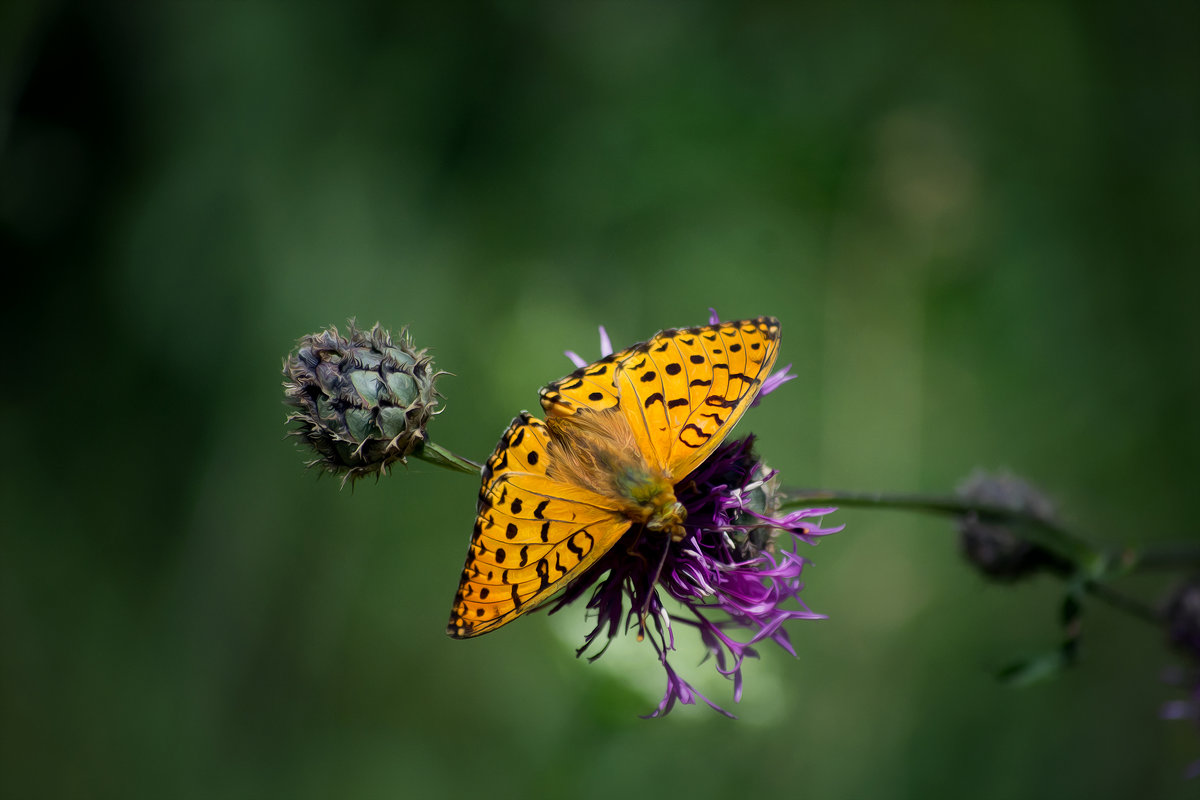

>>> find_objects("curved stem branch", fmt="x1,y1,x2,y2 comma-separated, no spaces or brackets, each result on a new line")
778,487,1189,633
1123,543,1200,571
1085,582,1163,626
779,488,1105,574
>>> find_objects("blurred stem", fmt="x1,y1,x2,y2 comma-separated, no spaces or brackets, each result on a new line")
778,487,1187,630
780,488,1104,573
1121,543,1200,571
1086,582,1163,626
414,440,482,475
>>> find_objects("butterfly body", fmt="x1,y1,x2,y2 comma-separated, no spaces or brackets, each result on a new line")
447,316,780,639
545,407,687,539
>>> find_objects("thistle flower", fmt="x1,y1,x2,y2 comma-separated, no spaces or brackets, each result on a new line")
282,321,443,483
549,314,840,717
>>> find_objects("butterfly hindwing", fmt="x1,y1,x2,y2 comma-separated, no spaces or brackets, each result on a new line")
447,413,630,638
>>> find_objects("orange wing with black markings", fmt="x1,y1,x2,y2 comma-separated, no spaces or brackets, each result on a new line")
540,317,780,478
446,413,631,638
614,317,780,478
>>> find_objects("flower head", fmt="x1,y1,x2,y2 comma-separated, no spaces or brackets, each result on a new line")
283,321,443,484
549,312,840,716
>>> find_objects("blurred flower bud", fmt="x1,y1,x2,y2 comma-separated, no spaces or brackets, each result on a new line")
956,470,1069,581
283,321,442,482
1165,577,1200,662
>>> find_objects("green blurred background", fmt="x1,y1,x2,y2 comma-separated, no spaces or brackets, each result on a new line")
3,2,1198,798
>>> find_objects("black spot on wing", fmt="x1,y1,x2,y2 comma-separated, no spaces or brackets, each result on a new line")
680,423,713,446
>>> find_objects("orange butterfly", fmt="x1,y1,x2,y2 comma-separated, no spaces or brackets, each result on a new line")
447,317,781,638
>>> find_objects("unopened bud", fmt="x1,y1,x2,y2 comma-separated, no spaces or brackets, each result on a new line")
283,321,443,483
957,470,1068,581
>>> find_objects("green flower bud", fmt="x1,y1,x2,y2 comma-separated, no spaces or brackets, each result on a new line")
283,321,442,483
731,463,784,557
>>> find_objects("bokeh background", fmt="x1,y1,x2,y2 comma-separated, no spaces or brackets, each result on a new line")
3,2,1198,798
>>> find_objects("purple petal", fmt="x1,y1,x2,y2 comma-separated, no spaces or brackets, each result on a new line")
598,325,613,357
564,350,587,368
751,364,797,407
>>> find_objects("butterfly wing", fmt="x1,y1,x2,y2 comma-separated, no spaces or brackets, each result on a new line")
615,316,780,478
540,317,781,479
538,343,640,417
447,413,631,638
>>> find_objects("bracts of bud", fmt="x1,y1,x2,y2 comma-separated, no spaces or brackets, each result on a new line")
956,470,1071,581
282,321,444,484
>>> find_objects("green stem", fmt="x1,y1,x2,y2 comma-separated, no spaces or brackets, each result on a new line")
1086,582,1164,626
1121,543,1200,572
778,487,1183,631
780,488,1106,575
413,440,482,476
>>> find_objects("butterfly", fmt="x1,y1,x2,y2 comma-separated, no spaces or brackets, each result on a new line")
446,316,781,638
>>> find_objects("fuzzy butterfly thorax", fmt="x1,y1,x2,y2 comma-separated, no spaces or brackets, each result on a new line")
545,409,687,540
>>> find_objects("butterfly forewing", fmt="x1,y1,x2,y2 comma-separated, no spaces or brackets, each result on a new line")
447,413,630,638
538,345,638,417
614,317,780,478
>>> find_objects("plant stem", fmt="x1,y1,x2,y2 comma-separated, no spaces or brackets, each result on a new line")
779,488,1105,574
778,487,1185,631
1085,582,1163,626
414,440,482,475
1122,543,1200,571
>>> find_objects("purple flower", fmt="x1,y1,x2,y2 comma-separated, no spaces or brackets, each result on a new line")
1163,578,1200,778
1161,665,1200,780
550,312,841,717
